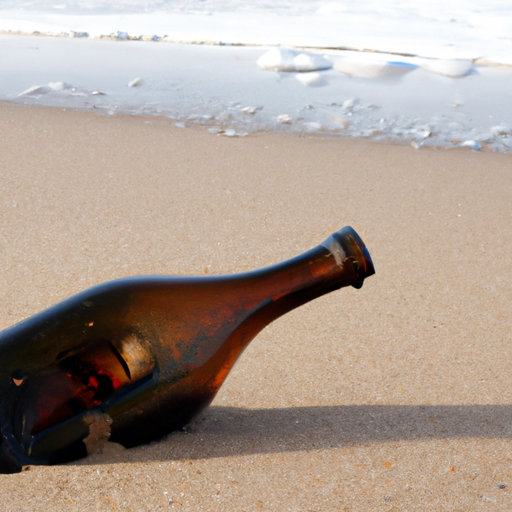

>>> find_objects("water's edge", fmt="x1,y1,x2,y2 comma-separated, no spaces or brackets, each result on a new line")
2,34,512,152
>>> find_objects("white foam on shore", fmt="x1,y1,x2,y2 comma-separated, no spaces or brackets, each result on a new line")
2,35,512,152
1,1,512,65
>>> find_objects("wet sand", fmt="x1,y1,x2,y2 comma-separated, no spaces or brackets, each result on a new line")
1,101,512,510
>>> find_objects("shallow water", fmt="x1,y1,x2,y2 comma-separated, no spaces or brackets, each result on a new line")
2,35,512,152
2,1,512,151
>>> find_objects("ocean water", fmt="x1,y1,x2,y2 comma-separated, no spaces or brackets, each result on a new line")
1,1,512,150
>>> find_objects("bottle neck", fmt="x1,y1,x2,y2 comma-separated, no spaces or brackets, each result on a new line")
237,226,375,311
245,245,345,304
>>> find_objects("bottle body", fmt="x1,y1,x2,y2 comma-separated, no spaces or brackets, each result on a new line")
0,227,374,472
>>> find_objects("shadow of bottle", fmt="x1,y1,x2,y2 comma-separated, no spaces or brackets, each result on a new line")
72,403,512,466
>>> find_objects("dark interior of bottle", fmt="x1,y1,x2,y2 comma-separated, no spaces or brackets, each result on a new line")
11,339,154,456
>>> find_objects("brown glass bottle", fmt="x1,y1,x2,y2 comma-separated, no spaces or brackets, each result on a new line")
0,226,374,473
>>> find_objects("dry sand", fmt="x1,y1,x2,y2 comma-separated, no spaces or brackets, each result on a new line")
1,101,511,511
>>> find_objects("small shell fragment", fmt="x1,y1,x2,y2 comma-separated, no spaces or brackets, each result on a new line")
128,78,143,87
241,106,262,115
342,98,358,111
277,114,292,124
221,129,247,137
461,140,481,150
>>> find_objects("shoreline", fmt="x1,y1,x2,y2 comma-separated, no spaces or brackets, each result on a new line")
1,101,512,510
2,29,512,70
2,34,512,153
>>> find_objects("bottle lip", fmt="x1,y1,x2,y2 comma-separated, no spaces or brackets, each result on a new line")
324,226,375,287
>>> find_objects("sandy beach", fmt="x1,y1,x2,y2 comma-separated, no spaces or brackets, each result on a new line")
1,101,512,510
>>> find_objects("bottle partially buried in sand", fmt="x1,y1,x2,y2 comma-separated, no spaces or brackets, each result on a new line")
0,226,375,473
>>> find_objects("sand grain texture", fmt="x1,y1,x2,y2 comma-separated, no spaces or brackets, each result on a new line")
1,102,511,511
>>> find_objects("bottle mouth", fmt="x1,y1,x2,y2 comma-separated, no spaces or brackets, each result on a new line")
327,226,375,289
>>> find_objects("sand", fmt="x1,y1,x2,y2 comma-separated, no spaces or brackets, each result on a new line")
1,101,512,510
